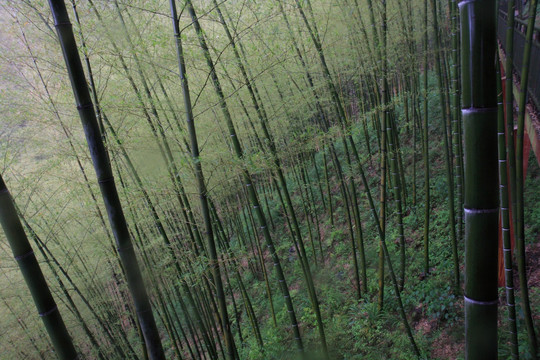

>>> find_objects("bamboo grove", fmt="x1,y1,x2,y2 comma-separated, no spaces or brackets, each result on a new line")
0,0,539,358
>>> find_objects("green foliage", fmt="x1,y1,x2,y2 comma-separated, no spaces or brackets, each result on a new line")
2,0,540,359
524,151,540,244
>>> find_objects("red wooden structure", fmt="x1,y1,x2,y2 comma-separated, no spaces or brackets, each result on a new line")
497,55,537,286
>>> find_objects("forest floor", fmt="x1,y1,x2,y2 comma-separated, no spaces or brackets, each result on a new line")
255,132,540,360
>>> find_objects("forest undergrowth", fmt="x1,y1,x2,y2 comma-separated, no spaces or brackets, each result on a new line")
200,83,540,360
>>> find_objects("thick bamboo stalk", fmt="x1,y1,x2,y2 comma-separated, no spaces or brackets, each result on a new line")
459,1,498,358
0,175,78,360
46,1,165,358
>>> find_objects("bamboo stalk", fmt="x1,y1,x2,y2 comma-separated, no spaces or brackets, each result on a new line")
497,60,519,360
0,174,78,360
431,0,460,292
459,1,498,358
505,0,518,246
46,1,165,358
423,0,431,276
170,2,236,357
515,0,539,356
183,0,305,353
